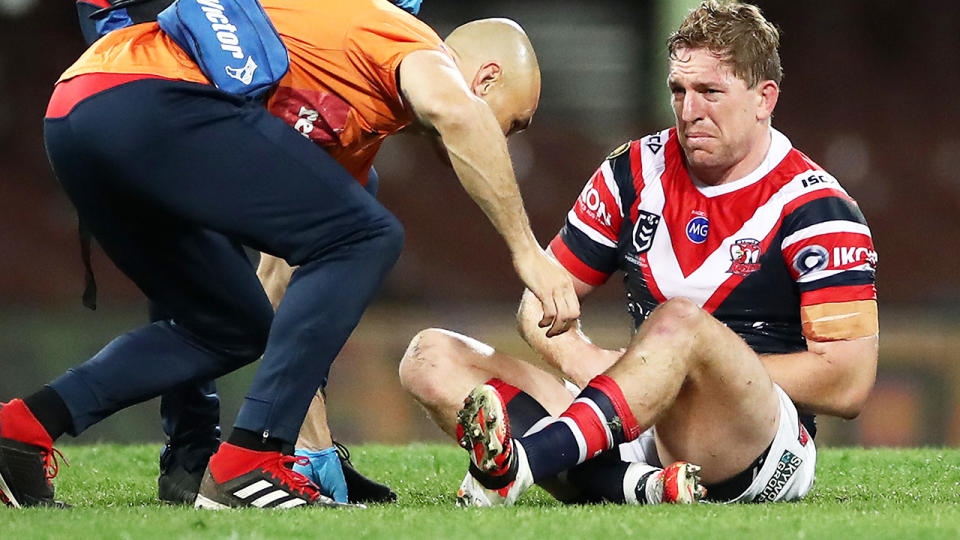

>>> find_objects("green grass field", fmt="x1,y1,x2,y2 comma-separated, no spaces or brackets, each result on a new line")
2,445,958,539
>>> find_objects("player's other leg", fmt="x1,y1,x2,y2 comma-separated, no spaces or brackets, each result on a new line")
400,329,587,505
399,329,574,436
461,298,786,504
293,391,397,504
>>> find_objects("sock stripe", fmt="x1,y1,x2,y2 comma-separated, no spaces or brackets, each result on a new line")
586,375,641,442
574,397,615,450
555,417,587,463
560,401,607,460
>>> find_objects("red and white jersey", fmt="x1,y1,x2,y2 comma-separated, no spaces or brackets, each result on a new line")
550,128,877,355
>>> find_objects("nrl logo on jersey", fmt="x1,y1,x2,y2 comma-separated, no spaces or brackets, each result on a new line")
728,238,763,277
632,211,660,254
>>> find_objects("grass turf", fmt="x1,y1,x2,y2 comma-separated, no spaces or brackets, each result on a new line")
1,445,958,539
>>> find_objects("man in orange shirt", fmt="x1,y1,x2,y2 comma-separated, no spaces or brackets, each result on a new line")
0,1,577,509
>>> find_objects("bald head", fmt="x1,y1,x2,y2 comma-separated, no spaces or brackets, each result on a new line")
445,18,541,136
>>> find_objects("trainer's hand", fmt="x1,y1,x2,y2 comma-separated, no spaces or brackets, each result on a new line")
514,249,580,336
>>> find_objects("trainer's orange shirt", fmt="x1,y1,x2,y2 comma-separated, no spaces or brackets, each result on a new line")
58,0,447,183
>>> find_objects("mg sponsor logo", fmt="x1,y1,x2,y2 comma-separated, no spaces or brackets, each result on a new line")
685,216,709,244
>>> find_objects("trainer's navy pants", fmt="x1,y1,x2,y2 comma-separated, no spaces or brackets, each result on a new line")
156,167,379,470
43,77,403,443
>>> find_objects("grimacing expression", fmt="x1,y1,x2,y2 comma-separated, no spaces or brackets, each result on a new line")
668,47,770,180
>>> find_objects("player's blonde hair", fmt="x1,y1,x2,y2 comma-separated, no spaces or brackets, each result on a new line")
667,1,782,88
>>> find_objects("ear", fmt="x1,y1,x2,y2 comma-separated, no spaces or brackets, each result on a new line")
471,62,502,97
756,80,779,122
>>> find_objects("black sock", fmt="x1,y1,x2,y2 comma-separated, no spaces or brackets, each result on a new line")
226,428,291,454
485,378,551,436
22,386,73,441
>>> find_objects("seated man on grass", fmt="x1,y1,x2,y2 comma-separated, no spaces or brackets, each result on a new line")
399,0,878,505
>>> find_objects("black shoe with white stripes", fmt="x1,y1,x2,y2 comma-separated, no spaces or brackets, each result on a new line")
194,442,357,510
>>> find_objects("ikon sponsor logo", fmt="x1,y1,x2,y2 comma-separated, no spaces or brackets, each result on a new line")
632,211,660,254
792,244,829,276
834,246,877,267
578,184,614,227
686,216,709,243
728,238,762,276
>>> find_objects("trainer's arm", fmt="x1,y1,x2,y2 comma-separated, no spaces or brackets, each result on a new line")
516,250,622,387
399,49,579,337
761,301,879,419
257,253,295,310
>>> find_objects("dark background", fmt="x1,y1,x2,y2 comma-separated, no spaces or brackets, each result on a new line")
0,1,958,447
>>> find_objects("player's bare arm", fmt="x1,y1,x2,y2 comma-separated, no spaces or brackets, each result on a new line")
515,250,621,388
399,49,579,337
761,300,878,419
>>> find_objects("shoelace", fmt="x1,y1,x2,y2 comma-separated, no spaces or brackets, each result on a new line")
276,455,320,501
333,440,352,467
42,447,68,480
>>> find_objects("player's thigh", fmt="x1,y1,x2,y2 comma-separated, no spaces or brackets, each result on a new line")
405,329,573,415
653,307,780,482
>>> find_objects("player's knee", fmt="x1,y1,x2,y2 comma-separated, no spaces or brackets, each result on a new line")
645,297,705,335
399,328,457,402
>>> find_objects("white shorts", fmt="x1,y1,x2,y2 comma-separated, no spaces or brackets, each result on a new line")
617,384,817,503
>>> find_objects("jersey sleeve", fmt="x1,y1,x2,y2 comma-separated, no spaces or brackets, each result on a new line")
779,191,877,307
549,155,626,286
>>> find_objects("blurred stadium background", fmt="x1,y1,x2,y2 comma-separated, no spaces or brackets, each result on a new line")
0,1,958,448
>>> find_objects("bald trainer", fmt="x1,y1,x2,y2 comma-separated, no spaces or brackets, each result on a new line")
1,0,578,509
276,16,549,502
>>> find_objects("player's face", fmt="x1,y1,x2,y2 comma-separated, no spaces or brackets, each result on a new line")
668,47,774,184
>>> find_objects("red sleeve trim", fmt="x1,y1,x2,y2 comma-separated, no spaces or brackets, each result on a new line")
549,236,610,286
801,284,877,306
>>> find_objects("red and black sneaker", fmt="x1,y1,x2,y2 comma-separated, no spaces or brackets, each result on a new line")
642,461,707,504
0,399,68,508
454,385,534,506
194,443,356,509
456,384,514,476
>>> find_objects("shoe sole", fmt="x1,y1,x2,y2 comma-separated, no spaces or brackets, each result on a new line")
456,385,507,472
194,493,229,510
665,462,706,503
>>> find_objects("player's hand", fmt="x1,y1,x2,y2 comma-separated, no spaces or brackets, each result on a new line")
514,249,580,337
